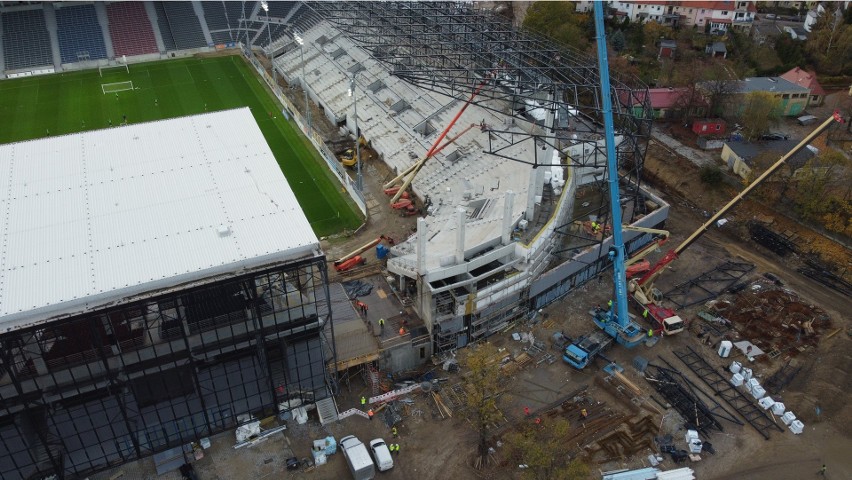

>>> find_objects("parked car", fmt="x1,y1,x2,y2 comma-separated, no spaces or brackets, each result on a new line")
765,13,777,19
760,132,789,141
368,438,394,472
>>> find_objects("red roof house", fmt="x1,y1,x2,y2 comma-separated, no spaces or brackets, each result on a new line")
780,67,826,106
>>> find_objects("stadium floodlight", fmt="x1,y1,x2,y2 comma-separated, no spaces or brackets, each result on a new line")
260,0,268,12
350,74,362,192
294,31,311,134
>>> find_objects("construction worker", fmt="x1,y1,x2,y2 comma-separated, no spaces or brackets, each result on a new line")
368,409,374,420
524,406,531,417
818,464,826,476
360,396,366,406
379,318,385,333
394,444,400,455
607,299,613,310
642,309,649,319
399,326,406,336
392,426,398,438
581,408,588,419
647,329,653,338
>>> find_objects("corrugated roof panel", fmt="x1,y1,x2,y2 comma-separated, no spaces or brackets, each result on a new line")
0,108,320,331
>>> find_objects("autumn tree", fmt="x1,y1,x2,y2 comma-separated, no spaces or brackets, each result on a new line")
740,91,782,140
805,6,852,75
792,149,850,222
672,59,711,121
504,417,591,480
523,2,591,52
698,60,738,118
458,342,506,466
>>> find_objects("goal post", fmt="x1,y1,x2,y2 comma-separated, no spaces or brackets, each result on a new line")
99,63,129,77
102,81,134,94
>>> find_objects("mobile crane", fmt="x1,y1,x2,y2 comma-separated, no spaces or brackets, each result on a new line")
587,2,844,352
629,110,844,334
587,1,647,349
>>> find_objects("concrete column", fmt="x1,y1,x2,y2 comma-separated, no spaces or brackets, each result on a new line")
455,207,466,265
93,2,115,59
502,190,515,245
144,1,167,52
41,3,62,69
417,217,427,275
192,1,214,46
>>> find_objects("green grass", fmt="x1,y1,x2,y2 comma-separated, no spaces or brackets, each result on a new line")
0,55,361,237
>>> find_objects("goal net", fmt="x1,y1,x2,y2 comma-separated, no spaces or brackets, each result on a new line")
99,63,129,77
102,81,134,94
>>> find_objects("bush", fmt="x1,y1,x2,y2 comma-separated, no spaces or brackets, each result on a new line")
699,164,723,186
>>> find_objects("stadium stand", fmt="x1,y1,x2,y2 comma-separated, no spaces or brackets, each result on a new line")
202,1,229,31
106,1,158,57
55,4,108,64
264,1,297,19
152,1,176,51
154,1,208,50
1,8,53,70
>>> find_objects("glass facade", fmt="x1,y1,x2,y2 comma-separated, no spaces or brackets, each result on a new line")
0,256,335,480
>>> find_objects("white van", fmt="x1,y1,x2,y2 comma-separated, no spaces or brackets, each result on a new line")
340,435,376,480
369,438,394,472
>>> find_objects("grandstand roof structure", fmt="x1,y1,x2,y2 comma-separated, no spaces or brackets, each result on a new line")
0,108,320,332
271,2,653,287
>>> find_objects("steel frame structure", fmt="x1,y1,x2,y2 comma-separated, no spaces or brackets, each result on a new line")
306,1,653,257
0,257,337,480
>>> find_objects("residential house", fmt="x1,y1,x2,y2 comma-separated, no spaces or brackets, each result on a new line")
624,87,707,120
719,76,810,117
658,39,677,59
783,25,809,40
579,1,756,32
780,67,826,106
706,41,728,58
721,139,816,180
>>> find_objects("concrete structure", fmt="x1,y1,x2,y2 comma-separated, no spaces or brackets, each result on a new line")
721,139,816,179
781,66,826,106
693,118,727,136
271,12,668,353
706,41,728,58
0,109,336,480
658,39,677,59
783,25,809,40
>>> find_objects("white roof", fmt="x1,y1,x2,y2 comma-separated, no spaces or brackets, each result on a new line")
0,108,320,332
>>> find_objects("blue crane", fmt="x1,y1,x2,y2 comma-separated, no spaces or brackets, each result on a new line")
590,1,646,348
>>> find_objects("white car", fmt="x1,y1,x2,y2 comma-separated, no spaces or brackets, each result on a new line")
368,438,394,472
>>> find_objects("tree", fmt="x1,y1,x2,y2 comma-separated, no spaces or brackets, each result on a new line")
792,150,850,222
504,417,592,480
523,2,591,52
671,59,710,121
458,342,506,466
805,6,852,75
611,30,626,53
740,91,782,140
699,61,738,118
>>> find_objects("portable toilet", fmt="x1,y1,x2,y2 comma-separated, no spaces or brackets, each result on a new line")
771,402,786,416
741,368,753,382
718,340,733,358
731,373,744,387
789,420,804,434
745,378,760,393
376,244,389,260
751,384,766,400
758,397,775,410
781,411,797,426
730,361,742,374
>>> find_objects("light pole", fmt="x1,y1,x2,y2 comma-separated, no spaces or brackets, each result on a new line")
260,1,275,93
348,74,363,191
293,31,311,134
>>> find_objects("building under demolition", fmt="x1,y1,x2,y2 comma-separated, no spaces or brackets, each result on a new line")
271,2,668,358
0,109,336,479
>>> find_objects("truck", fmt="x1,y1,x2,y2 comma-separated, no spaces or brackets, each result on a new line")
562,330,613,369
340,435,376,480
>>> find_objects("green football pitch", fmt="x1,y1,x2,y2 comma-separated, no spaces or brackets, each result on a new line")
0,55,361,237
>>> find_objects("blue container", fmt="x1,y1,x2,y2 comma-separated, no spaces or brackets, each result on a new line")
376,244,388,259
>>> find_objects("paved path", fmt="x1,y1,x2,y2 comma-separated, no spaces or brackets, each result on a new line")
650,127,717,168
